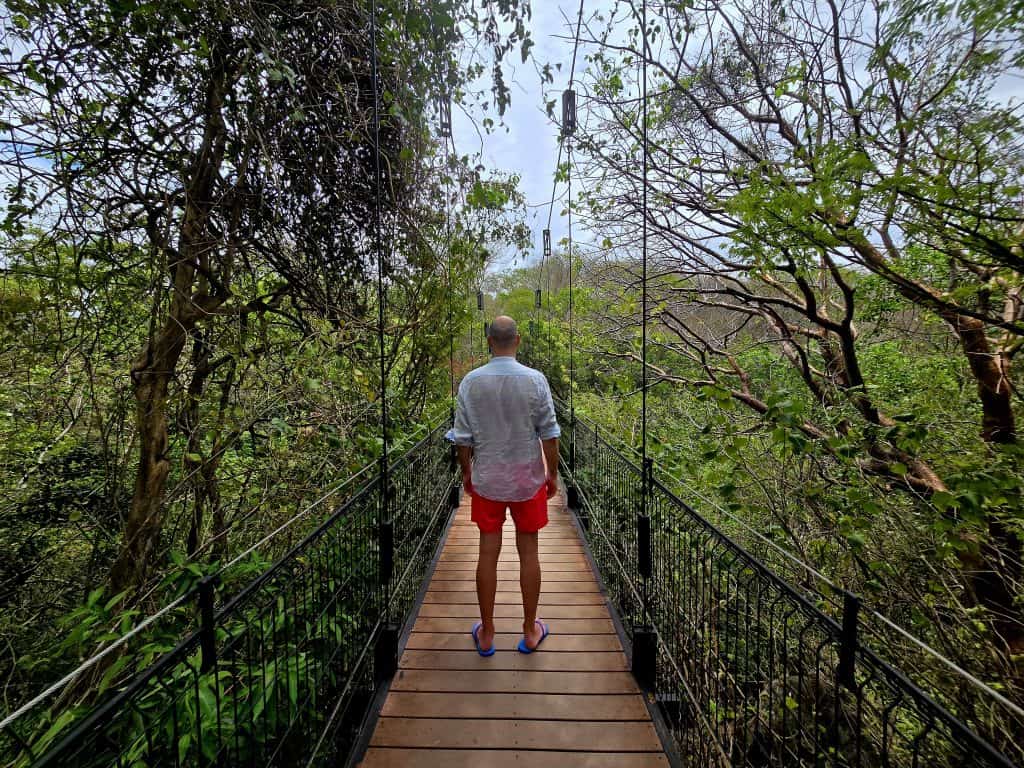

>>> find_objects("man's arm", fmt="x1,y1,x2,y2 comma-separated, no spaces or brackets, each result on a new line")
533,375,561,498
542,437,559,499
452,383,475,496
457,445,474,496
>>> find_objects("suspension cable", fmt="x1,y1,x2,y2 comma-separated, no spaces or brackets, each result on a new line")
639,0,651,624
369,0,391,620
538,0,587,375
567,138,574,461
566,0,584,468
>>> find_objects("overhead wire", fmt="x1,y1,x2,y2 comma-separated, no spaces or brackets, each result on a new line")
566,0,584,469
538,0,587,372
638,0,652,624
369,0,391,621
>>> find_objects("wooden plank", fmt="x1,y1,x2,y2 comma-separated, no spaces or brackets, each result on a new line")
404,633,623,652
398,650,627,672
427,580,600,593
438,553,588,563
433,564,589,575
389,669,638,694
360,749,669,767
441,548,584,556
412,617,615,634
379,692,650,721
418,604,609,619
369,718,663,752
360,494,668,765
424,591,606,605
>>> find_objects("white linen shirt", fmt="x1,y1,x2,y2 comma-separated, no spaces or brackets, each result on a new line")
450,355,560,502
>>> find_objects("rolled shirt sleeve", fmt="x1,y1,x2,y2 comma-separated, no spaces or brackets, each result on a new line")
451,384,475,446
533,375,561,440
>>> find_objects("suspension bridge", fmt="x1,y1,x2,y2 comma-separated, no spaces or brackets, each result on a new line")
2,0,1021,765
1,401,1017,766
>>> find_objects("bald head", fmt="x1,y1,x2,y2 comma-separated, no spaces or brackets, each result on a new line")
487,315,520,355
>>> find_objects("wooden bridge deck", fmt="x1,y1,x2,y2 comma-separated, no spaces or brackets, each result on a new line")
359,491,668,767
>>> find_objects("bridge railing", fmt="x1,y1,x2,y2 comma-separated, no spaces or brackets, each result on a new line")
556,403,1015,768
5,421,456,768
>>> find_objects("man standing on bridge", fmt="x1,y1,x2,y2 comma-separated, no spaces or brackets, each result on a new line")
450,315,559,656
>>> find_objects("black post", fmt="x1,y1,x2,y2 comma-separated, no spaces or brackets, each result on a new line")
569,407,576,473
198,577,218,674
638,513,652,579
378,519,394,586
632,626,657,692
838,591,860,690
374,623,399,683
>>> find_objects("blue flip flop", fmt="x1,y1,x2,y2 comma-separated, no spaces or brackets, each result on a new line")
516,620,550,654
471,622,496,657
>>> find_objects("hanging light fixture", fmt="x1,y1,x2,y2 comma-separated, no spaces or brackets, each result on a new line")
562,88,577,137
437,94,452,138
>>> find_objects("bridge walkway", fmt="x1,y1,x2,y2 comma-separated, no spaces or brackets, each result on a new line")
358,490,669,767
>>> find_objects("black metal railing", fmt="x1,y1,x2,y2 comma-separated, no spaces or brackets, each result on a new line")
556,403,1016,768
4,422,456,768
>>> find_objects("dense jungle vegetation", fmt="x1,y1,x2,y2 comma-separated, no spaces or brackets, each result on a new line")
0,0,530,751
494,0,1024,755
2,0,1024,763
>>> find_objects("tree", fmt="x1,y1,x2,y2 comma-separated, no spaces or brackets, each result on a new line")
1,0,534,591
572,0,1024,679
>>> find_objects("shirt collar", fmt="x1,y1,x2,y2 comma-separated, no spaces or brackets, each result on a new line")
486,355,520,367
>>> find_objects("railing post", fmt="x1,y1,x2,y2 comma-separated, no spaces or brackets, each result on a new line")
638,512,652,579
375,623,399,683
632,626,657,692
638,458,653,579
569,407,576,473
378,518,394,586
633,457,656,691
198,576,218,674
375,472,399,683
837,590,860,690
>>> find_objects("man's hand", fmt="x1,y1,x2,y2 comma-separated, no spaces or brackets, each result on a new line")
457,445,474,498
541,437,559,499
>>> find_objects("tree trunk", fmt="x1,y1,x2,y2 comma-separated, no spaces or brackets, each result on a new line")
109,42,229,591
110,315,192,590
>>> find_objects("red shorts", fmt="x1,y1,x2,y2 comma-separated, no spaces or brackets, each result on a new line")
471,484,548,534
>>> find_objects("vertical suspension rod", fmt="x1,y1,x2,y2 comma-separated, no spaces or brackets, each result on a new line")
370,0,390,608
567,140,575,470
639,0,650,618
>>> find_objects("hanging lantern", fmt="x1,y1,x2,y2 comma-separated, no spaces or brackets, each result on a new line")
535,288,542,309
543,229,551,259
562,88,577,137
476,290,483,310
437,94,452,138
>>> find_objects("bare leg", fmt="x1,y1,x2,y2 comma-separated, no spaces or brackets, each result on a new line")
517,530,544,648
476,530,502,650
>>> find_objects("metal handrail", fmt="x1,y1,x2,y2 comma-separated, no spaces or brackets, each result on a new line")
555,400,1017,768
4,418,457,768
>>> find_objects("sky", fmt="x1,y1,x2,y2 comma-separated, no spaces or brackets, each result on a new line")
452,2,603,274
